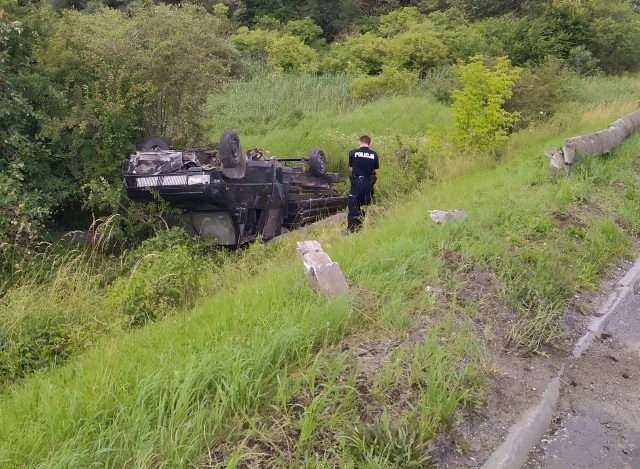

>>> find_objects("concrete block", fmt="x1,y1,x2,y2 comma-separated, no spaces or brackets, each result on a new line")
589,132,604,155
296,240,322,254
630,110,640,129
296,240,349,298
612,119,631,139
314,263,350,298
622,115,636,134
429,209,467,224
608,123,625,146
562,139,577,164
573,137,590,158
597,130,616,153
550,110,640,175
544,148,569,174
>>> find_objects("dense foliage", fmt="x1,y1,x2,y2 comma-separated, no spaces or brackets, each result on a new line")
2,0,640,252
2,0,640,459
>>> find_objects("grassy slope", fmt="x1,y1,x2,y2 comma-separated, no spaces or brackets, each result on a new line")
1,75,640,467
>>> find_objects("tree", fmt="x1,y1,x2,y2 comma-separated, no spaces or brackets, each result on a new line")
37,4,239,161
584,0,640,73
478,14,562,66
450,0,525,19
387,21,449,77
267,35,319,73
376,6,423,37
322,32,389,75
283,17,323,46
232,25,280,57
451,55,522,151
0,3,68,244
302,0,362,40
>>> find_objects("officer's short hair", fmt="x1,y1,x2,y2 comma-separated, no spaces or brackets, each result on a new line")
359,135,371,145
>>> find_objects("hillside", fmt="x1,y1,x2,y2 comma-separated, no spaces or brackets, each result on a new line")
4,0,640,465
4,0,640,249
1,74,640,467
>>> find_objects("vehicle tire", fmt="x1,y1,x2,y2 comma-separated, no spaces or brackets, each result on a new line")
219,131,243,168
308,148,327,176
139,137,170,151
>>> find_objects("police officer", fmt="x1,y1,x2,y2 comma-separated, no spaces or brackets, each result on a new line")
347,135,379,232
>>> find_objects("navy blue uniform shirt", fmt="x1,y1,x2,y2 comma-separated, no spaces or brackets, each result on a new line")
349,146,379,177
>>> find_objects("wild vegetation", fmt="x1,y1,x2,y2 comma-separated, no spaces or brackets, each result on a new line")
3,0,640,250
2,0,640,466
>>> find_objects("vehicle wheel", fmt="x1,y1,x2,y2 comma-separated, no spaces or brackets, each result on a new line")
308,148,327,176
139,137,170,151
219,131,243,168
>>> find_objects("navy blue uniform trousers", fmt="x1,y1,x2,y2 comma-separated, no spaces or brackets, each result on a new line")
347,176,374,231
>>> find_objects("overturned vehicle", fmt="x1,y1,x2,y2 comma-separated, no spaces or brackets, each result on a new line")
124,132,347,245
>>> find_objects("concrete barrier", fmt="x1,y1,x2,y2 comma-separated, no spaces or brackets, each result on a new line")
296,240,349,298
545,109,640,174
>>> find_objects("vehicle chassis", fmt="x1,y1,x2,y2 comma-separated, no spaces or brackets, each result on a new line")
124,132,347,245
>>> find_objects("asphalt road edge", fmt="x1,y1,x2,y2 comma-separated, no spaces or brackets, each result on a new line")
480,373,562,469
480,254,640,469
572,256,640,358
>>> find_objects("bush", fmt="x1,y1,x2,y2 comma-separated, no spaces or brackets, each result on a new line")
283,17,324,46
322,32,389,76
376,6,423,38
505,57,576,129
107,228,209,326
421,65,458,104
231,26,279,57
451,55,522,152
82,178,179,246
585,0,640,73
0,305,78,383
350,66,418,100
565,45,599,75
387,22,449,77
267,35,319,73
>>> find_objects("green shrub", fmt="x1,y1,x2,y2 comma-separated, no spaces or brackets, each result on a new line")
231,26,279,57
387,22,449,77
565,45,600,75
107,228,209,326
267,35,319,73
421,65,458,104
477,14,561,66
0,306,76,383
585,0,640,73
283,17,324,46
322,32,389,76
83,178,179,246
450,55,522,152
376,6,424,38
350,66,418,100
505,57,575,129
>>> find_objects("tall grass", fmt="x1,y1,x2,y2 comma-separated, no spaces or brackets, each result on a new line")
0,248,355,467
203,73,457,195
1,74,640,466
203,73,356,139
0,243,116,384
0,228,220,385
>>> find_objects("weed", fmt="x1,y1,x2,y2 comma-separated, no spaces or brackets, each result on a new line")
1,74,640,467
343,412,436,468
506,302,565,355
